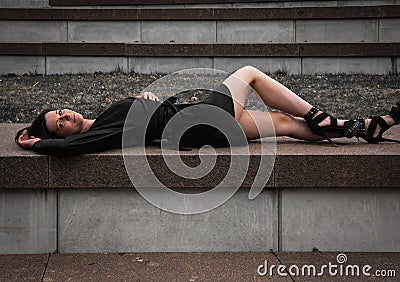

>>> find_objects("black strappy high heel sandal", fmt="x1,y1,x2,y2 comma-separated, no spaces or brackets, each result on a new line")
303,107,360,146
354,102,400,144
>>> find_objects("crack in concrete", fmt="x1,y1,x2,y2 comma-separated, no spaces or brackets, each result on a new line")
40,253,51,282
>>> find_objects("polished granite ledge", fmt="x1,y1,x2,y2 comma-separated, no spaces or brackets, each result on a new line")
2,123,399,188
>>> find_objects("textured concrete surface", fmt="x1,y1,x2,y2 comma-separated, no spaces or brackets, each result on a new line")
50,142,275,188
379,18,400,42
68,21,140,43
0,0,48,8
281,188,400,252
0,56,45,75
1,252,397,281
2,123,400,189
129,57,213,74
0,189,57,254
274,132,400,188
0,20,67,42
0,254,48,282
141,21,216,43
214,57,301,74
0,55,397,75
232,1,395,8
217,21,294,43
296,19,378,43
58,188,277,253
0,123,48,188
43,252,288,282
302,57,393,75
46,56,128,74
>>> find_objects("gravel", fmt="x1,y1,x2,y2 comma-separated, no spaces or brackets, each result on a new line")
1,71,399,124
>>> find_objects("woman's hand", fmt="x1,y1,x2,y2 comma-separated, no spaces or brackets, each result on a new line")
135,92,159,101
17,129,41,149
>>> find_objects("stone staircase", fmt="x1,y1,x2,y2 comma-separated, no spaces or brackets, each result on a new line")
0,0,399,74
0,1,399,255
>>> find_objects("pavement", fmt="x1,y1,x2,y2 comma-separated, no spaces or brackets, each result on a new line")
0,252,399,281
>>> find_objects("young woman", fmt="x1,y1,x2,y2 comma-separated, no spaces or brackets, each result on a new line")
16,66,400,156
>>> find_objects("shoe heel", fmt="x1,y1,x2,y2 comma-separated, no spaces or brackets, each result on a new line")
324,134,338,147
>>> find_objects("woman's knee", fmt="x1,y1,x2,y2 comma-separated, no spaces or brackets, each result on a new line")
234,65,263,85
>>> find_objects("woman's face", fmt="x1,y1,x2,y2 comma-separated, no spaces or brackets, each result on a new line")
45,109,84,137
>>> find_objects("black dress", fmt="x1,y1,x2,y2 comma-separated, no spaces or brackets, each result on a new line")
32,84,246,156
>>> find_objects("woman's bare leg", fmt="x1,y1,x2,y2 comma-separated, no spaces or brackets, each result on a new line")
238,110,341,141
224,65,397,140
223,65,343,128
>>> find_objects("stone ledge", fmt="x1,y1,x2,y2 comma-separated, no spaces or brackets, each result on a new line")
48,0,309,6
1,5,399,20
2,123,400,189
1,43,399,57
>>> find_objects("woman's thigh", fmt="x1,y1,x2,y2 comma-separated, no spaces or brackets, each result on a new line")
237,110,275,140
222,66,257,121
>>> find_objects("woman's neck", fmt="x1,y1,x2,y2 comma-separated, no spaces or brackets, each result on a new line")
80,119,95,134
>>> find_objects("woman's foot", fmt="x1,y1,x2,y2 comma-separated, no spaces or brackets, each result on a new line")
303,107,359,145
355,102,400,144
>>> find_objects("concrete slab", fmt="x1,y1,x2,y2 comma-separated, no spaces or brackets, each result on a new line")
281,188,400,252
68,21,140,43
0,189,57,254
0,123,48,188
0,254,48,281
46,56,128,74
0,56,45,75
49,144,274,189
338,0,396,6
275,252,399,281
214,57,301,75
233,1,338,8
274,133,400,188
296,19,378,43
0,20,67,42
58,188,277,253
0,0,49,8
217,21,294,43
129,57,213,74
49,153,132,188
302,57,393,75
141,21,216,43
379,19,400,43
43,252,288,282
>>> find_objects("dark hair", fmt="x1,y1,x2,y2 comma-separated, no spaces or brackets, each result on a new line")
15,109,57,146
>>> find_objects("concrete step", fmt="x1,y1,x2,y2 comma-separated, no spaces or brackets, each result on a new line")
1,42,399,75
48,0,400,8
1,252,399,281
0,5,399,74
1,123,399,254
1,0,400,8
1,6,398,44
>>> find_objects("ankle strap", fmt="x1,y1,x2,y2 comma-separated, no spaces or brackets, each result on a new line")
303,107,319,122
355,118,366,137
